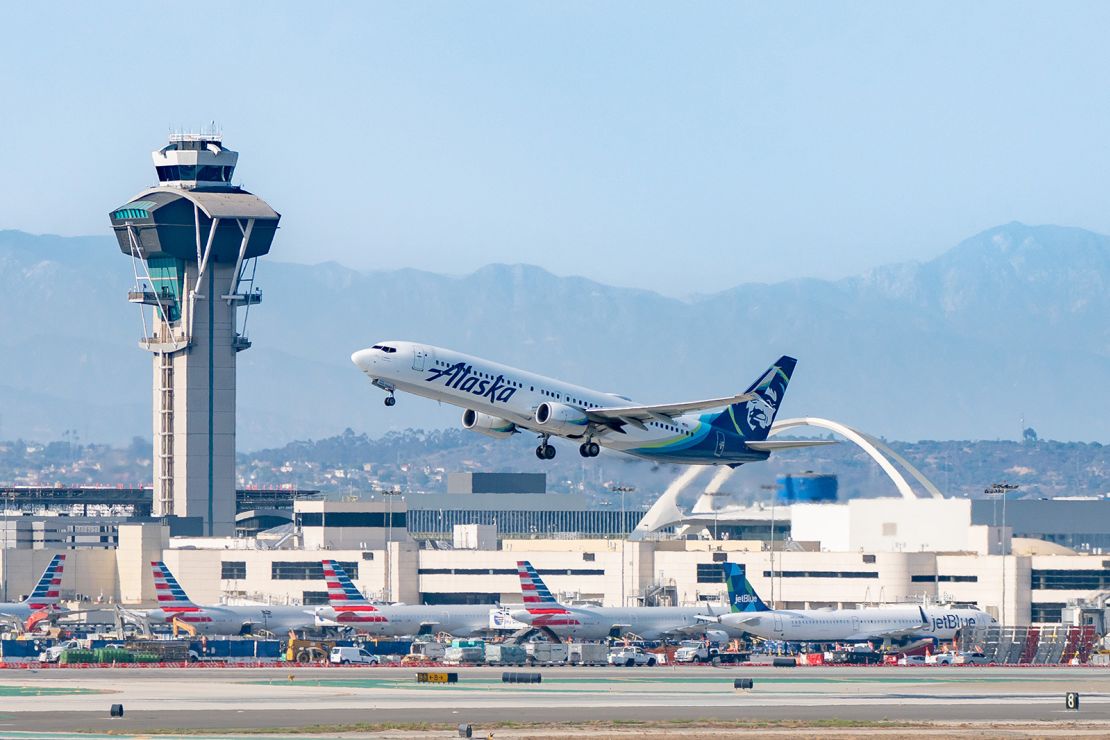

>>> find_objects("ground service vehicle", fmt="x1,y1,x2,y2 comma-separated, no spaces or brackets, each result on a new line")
674,640,749,665
608,646,657,667
567,642,607,666
484,643,526,666
330,646,381,665
525,642,568,665
954,651,989,665
897,654,928,666
443,639,485,665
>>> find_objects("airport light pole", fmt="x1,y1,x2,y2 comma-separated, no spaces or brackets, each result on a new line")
383,487,403,602
986,483,1018,625
760,483,778,608
608,485,636,607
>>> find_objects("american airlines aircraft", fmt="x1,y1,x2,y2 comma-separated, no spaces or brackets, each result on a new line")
509,561,731,641
313,560,492,637
352,342,821,463
133,562,316,636
0,555,66,624
719,563,994,643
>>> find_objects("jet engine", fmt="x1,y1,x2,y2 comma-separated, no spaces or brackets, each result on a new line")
535,402,589,438
462,409,516,439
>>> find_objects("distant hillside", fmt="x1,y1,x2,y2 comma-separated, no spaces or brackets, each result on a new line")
0,222,1107,447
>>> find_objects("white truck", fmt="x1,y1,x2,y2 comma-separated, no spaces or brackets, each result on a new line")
329,646,381,665
608,646,658,667
673,640,748,665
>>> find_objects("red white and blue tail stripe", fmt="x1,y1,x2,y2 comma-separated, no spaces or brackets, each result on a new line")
517,561,558,605
151,561,200,612
516,561,580,627
24,554,65,610
321,560,386,623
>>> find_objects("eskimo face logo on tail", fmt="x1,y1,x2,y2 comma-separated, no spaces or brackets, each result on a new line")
745,388,777,431
425,362,517,405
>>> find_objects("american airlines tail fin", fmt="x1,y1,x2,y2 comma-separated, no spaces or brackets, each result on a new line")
151,561,197,609
24,554,65,609
711,356,796,442
723,562,770,613
321,560,373,607
517,561,559,605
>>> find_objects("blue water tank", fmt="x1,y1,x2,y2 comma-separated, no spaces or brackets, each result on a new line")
776,473,838,503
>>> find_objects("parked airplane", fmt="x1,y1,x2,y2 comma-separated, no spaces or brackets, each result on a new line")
0,554,66,623
352,342,826,463
313,560,493,637
718,563,994,643
509,560,731,641
132,562,316,636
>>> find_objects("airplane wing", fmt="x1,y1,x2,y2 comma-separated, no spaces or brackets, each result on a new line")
589,393,757,429
745,440,838,451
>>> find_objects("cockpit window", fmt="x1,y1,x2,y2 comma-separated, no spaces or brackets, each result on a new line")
371,345,383,350
381,346,397,353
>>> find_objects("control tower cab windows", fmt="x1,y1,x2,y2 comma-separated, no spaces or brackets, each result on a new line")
156,164,235,184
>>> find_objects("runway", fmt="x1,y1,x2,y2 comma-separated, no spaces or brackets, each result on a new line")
0,665,1107,737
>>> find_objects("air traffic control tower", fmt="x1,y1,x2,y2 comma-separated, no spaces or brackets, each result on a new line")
108,135,280,536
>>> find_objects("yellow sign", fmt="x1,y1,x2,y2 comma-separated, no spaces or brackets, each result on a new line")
416,671,456,684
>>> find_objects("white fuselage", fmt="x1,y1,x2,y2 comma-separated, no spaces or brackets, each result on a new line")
314,604,494,637
138,605,316,636
352,342,721,461
511,604,736,641
722,605,994,643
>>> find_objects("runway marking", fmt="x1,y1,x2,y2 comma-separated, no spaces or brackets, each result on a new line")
0,686,103,696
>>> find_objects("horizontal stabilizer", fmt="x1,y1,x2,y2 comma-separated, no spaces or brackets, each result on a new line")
745,440,838,451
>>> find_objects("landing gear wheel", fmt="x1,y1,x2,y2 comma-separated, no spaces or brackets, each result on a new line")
587,442,600,457
384,395,396,407
542,444,556,460
579,443,591,458
536,446,546,460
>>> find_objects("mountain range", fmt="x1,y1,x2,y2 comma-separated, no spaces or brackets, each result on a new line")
0,222,1107,448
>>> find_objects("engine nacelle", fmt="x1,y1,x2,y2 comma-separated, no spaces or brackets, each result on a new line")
462,409,516,439
534,402,589,438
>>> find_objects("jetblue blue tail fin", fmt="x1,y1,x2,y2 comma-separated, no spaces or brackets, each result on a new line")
723,562,770,613
711,356,796,442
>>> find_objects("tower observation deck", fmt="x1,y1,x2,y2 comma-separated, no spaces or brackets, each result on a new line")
108,134,280,536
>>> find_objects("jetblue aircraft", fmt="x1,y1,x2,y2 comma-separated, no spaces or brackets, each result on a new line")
719,563,994,643
509,561,731,641
314,560,492,637
0,555,66,624
132,562,316,636
352,342,820,462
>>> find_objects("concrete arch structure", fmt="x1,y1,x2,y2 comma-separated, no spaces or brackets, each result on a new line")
769,417,943,500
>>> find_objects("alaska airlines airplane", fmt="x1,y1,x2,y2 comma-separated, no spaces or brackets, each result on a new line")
133,562,316,636
314,560,492,637
0,555,66,624
719,563,994,643
509,561,730,641
352,342,819,463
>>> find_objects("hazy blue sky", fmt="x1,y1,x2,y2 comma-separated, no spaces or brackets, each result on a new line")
2,3,1109,294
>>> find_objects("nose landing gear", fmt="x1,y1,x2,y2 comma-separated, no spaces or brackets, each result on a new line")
384,394,396,407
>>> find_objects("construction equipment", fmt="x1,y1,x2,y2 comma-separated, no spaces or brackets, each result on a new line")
172,617,197,638
284,630,338,664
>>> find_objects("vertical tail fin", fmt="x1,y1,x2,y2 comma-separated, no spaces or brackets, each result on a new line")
723,562,770,613
24,554,65,609
321,560,372,607
711,356,797,442
151,561,196,609
517,561,558,605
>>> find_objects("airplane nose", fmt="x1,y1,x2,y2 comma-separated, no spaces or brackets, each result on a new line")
351,348,375,371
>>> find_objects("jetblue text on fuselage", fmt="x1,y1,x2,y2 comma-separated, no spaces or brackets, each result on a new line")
425,362,517,404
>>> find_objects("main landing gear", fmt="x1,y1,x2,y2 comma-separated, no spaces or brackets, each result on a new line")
578,441,600,458
535,436,556,460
